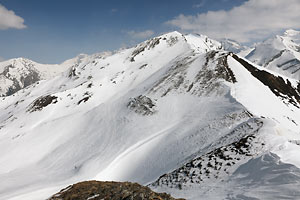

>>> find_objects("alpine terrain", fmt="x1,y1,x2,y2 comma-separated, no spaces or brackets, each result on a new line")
246,29,300,80
0,31,300,200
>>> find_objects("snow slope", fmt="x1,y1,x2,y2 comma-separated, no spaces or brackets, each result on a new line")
246,29,300,80
0,32,300,200
0,53,111,97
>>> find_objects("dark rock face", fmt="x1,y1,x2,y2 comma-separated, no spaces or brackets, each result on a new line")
68,65,78,78
27,95,58,112
48,181,184,200
208,51,236,83
77,96,90,105
232,54,300,107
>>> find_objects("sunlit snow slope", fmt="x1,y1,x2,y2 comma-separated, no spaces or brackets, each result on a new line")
246,29,300,79
0,53,111,97
0,31,300,200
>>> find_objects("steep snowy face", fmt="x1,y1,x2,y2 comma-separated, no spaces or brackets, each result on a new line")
246,29,300,79
0,31,300,200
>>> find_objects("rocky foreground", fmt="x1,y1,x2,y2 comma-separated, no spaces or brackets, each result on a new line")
48,181,184,200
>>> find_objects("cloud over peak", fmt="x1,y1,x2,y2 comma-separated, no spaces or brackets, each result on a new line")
166,0,300,43
0,4,26,30
127,30,155,39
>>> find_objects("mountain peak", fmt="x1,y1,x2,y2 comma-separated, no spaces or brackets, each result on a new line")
165,30,182,36
184,33,222,53
284,29,300,37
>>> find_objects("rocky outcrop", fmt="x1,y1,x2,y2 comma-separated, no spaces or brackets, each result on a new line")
48,181,184,200
27,95,58,112
128,95,156,115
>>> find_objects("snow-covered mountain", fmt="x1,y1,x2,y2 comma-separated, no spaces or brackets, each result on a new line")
220,38,253,57
0,31,300,200
246,29,300,79
0,58,66,97
0,53,112,97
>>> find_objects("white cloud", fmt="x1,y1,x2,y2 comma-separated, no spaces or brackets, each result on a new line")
166,0,300,43
127,30,155,39
0,4,26,30
193,0,206,8
0,57,5,62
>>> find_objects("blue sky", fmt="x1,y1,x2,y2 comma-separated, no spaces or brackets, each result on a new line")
0,0,299,63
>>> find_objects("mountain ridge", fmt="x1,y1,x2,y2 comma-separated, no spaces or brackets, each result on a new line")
0,31,300,200
246,29,300,79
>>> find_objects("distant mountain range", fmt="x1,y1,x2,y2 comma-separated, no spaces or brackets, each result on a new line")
246,29,300,79
0,30,300,200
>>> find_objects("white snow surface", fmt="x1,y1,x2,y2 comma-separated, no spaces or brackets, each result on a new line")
246,29,300,79
0,32,300,200
220,38,252,56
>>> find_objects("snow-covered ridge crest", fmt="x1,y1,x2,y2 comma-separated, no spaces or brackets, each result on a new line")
0,31,221,97
0,51,113,97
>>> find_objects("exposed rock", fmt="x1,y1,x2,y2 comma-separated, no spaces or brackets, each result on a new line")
130,37,161,62
166,36,179,46
192,51,236,96
68,65,78,78
150,55,195,97
128,95,156,115
78,96,90,105
151,119,264,188
48,181,184,200
27,95,58,112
